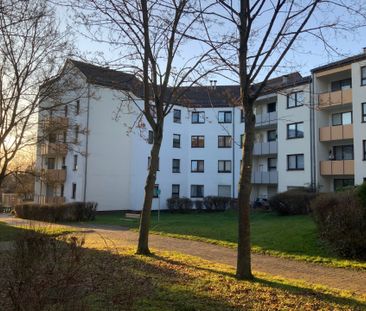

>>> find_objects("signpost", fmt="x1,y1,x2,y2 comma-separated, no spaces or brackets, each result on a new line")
157,189,161,222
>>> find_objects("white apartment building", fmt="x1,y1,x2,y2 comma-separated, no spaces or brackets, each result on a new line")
34,53,366,211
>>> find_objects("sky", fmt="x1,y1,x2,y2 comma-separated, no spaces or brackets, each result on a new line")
57,1,366,86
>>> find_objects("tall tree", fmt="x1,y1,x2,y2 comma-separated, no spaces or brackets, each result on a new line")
0,0,72,186
205,0,366,279
73,0,217,254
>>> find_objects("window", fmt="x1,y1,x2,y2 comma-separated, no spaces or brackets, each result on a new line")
334,179,354,191
331,78,352,91
362,103,366,123
362,66,366,86
218,185,231,197
47,158,55,170
153,184,159,198
75,100,80,115
63,131,67,143
191,185,204,198
287,122,304,139
363,140,366,160
333,145,353,160
61,184,64,197
173,109,181,123
218,160,231,173
218,111,232,123
332,111,352,126
191,135,204,148
218,135,232,148
64,105,68,117
172,184,180,198
48,133,57,143
172,159,180,173
173,134,181,148
267,102,276,113
73,155,78,171
287,91,304,108
267,130,277,142
192,111,205,124
147,157,160,170
148,130,154,144
240,134,245,148
240,110,244,123
62,157,66,168
191,160,204,172
72,183,76,199
268,158,277,171
287,154,304,170
74,125,79,143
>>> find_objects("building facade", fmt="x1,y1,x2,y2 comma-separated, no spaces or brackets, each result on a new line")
34,53,366,211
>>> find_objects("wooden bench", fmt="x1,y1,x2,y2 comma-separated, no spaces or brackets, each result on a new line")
125,212,141,219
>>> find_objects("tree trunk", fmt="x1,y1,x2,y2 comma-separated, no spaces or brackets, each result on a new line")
136,125,163,255
236,105,255,280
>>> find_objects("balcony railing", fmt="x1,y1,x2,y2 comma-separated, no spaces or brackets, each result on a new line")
252,171,278,184
318,89,352,108
35,195,65,205
42,117,69,131
41,169,66,184
253,141,277,156
40,143,68,156
319,124,353,142
320,160,354,176
255,112,277,128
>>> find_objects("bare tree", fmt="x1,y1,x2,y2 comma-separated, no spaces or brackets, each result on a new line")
203,0,366,279
72,0,218,254
0,0,72,186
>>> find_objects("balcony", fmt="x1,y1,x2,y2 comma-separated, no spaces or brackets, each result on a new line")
40,143,68,156
255,112,277,128
253,141,277,156
35,195,65,205
319,124,353,142
318,89,352,109
320,160,354,176
41,169,66,184
42,117,69,131
252,171,278,184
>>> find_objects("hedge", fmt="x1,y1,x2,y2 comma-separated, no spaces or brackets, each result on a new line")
14,202,97,222
166,198,193,213
203,196,233,212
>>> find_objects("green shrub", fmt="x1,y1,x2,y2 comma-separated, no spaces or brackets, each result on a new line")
194,200,204,211
203,196,232,212
356,182,366,207
166,198,193,213
311,191,366,260
269,189,317,216
14,202,97,222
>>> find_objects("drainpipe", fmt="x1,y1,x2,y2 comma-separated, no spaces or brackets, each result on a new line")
310,74,316,191
232,106,235,198
83,84,91,202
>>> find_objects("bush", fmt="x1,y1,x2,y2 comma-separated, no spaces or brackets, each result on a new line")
311,191,366,260
269,189,317,216
356,182,366,207
203,196,233,212
166,197,193,213
14,201,97,222
194,200,204,211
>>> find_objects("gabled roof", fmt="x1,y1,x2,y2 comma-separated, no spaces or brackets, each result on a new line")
311,53,366,73
69,59,310,107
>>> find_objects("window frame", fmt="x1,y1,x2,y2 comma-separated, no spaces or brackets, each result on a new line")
240,110,244,123
334,179,354,191
218,160,232,173
287,154,304,171
73,155,78,171
287,91,304,109
362,103,366,123
267,130,277,142
218,185,231,197
75,100,80,116
333,145,354,160
191,160,204,173
173,109,181,123
191,184,204,198
332,111,352,126
191,135,205,148
361,66,366,86
173,133,181,148
267,102,276,113
148,130,154,144
240,134,245,148
218,111,232,123
72,183,76,199
172,184,180,198
172,159,180,173
191,111,205,124
268,158,277,171
153,184,159,198
363,140,366,161
287,122,304,139
218,135,232,148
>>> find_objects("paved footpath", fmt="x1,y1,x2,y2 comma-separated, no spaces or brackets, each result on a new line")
1,215,365,296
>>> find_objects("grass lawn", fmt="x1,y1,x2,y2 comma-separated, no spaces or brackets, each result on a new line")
0,221,24,241
92,211,366,269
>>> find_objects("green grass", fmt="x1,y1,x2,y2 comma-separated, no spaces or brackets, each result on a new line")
91,211,366,269
0,221,25,241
